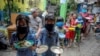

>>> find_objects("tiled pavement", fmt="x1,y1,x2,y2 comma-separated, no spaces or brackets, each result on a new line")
0,32,100,56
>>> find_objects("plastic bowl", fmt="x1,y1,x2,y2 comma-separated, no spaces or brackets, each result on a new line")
68,27,75,31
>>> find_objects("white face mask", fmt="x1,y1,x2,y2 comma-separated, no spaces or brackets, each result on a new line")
66,23,70,26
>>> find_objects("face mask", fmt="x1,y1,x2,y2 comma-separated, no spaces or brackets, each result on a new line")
56,22,64,28
45,24,54,32
82,8,87,13
78,18,82,21
17,26,28,34
66,23,70,26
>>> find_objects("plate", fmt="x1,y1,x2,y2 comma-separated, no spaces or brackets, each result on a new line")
58,33,65,38
36,45,48,54
14,40,34,49
51,46,63,54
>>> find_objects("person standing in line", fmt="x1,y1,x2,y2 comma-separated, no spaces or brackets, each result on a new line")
69,13,77,46
29,8,42,39
75,15,84,43
40,14,59,56
64,13,77,47
64,22,72,47
55,17,66,47
95,13,100,23
10,14,37,56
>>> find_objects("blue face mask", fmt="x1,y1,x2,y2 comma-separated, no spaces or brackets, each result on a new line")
56,22,64,28
78,16,82,21
82,8,87,13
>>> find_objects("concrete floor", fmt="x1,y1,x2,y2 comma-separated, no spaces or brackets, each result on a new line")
0,32,100,56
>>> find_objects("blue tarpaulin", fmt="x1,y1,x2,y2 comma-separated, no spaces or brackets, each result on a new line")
18,12,31,16
0,11,4,21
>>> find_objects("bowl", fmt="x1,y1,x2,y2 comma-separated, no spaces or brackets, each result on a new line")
36,45,48,54
68,27,75,31
51,46,63,54
14,40,34,49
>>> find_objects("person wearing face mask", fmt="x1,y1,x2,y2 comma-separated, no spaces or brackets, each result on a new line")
76,15,84,25
40,14,59,56
10,14,37,56
55,17,64,32
55,17,66,47
75,15,84,44
64,13,77,47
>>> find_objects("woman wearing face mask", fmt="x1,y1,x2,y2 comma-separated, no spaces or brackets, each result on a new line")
40,14,59,56
10,14,37,56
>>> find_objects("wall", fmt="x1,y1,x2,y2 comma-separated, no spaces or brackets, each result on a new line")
0,0,46,12
0,0,6,10
14,0,29,12
38,0,47,11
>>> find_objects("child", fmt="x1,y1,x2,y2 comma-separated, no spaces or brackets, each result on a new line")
41,14,59,56
64,13,77,47
55,17,64,33
55,17,66,47
64,23,75,47
75,15,84,43
10,14,37,56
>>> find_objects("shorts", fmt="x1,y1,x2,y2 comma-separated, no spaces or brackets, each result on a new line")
66,30,75,40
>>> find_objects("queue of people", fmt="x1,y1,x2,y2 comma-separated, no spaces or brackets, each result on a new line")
9,7,100,56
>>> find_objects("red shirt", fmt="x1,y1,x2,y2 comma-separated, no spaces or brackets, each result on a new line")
64,25,75,40
70,18,77,27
